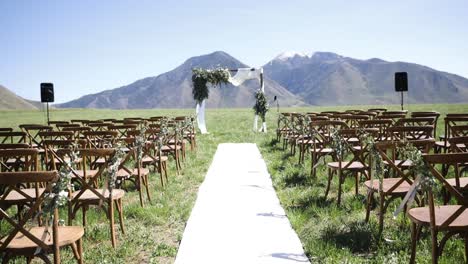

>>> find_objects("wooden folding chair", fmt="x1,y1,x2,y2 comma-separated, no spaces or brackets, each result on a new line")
325,128,375,205
435,115,468,153
83,131,118,149
161,123,183,174
340,115,369,128
108,124,137,141
409,153,468,263
139,129,169,186
376,113,406,125
359,119,393,141
0,171,84,264
0,128,13,132
66,148,125,248
0,149,41,221
387,125,434,141
116,138,152,207
55,123,80,131
307,120,339,177
175,116,196,151
62,126,91,140
19,125,53,149
364,139,434,235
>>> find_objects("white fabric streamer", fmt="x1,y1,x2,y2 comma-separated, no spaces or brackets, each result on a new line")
196,100,208,134
229,68,263,89
230,68,267,133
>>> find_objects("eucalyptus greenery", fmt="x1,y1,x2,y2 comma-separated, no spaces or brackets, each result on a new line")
253,90,269,122
192,67,230,103
330,127,349,160
359,131,387,193
104,143,126,192
41,144,79,226
135,124,148,163
397,142,436,192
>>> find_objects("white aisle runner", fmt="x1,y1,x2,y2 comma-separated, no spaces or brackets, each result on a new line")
175,143,310,264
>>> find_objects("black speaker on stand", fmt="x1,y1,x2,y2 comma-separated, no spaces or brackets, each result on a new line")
41,83,54,125
395,72,408,110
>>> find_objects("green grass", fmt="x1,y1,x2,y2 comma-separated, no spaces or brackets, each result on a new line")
1,103,468,263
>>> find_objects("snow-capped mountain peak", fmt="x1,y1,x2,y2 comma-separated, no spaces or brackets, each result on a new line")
273,51,312,61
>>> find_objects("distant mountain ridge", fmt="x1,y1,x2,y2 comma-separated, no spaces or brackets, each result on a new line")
58,51,305,109
34,50,468,109
0,85,39,110
263,51,468,105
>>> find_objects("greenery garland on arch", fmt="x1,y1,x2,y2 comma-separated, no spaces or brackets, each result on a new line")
253,90,269,122
191,67,230,104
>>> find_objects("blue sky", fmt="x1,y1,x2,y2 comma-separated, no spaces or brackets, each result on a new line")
1,0,468,103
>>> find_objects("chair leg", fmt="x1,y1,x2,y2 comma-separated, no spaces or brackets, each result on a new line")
365,190,373,222
82,205,87,226
310,153,316,178
378,192,385,237
77,238,83,264
137,176,144,207
163,162,168,182
430,227,439,264
117,199,125,235
337,170,343,206
354,172,359,195
145,174,152,203
158,161,164,187
410,222,418,264
325,168,333,199
71,241,80,261
109,199,116,248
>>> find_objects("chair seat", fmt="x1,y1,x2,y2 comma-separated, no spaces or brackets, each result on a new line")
141,156,168,164
409,205,468,228
364,178,412,194
435,141,450,148
74,169,99,178
2,226,84,249
116,168,150,177
446,177,468,188
311,148,334,154
73,189,125,200
327,161,366,170
162,145,181,151
1,188,46,203
383,159,413,167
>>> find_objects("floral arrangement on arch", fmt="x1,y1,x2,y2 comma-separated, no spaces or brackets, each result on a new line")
191,67,230,103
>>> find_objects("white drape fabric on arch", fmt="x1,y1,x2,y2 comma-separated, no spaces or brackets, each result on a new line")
196,100,208,134
229,68,266,132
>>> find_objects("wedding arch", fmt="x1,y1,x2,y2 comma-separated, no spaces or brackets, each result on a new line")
192,67,269,134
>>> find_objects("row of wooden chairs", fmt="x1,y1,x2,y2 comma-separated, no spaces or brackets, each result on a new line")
0,116,197,263
275,110,468,263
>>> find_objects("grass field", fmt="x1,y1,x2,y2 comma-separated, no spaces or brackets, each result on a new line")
1,103,468,263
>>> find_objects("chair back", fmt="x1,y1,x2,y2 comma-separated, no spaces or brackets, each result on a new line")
0,148,38,172
0,131,27,144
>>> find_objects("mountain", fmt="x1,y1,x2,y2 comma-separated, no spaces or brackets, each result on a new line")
58,51,305,109
0,85,39,110
264,51,468,105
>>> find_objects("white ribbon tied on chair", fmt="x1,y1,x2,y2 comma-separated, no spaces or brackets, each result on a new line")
196,100,208,134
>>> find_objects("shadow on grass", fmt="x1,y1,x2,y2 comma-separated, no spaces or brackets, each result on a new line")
288,194,333,210
262,138,284,151
321,221,375,253
283,170,309,186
